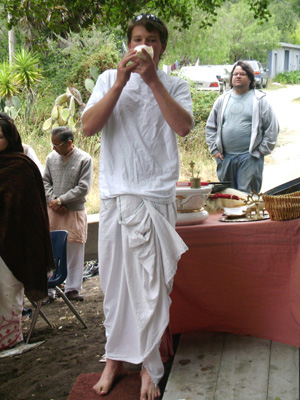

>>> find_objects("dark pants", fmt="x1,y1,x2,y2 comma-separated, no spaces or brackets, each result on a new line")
216,152,264,193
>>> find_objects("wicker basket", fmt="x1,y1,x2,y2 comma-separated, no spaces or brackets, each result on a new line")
262,191,300,221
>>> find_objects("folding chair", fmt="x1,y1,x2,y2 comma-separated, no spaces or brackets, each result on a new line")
26,230,87,344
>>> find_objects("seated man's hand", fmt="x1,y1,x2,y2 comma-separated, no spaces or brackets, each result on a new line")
56,205,68,214
49,199,67,214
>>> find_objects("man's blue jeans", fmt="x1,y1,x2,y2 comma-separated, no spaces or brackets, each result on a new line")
216,152,264,193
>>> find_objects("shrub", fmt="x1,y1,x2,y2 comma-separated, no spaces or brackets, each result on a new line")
30,27,121,139
39,27,121,103
178,87,219,180
12,49,43,92
66,43,119,102
273,70,300,84
191,87,219,124
0,61,18,99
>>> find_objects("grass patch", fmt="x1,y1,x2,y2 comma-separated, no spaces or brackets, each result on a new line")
264,81,287,91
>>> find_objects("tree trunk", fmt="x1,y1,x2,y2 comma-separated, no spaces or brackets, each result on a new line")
8,14,16,64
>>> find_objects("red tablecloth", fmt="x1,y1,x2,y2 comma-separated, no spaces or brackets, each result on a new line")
172,213,300,347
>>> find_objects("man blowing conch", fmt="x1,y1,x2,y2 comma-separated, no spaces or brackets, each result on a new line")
82,13,194,400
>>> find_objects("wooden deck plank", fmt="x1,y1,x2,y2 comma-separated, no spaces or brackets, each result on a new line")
163,331,225,400
162,332,299,400
267,341,299,400
214,335,270,400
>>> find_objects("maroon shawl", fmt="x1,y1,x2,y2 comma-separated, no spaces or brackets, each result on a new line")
0,153,54,301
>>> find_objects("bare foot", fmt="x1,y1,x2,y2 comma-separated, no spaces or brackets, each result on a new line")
140,366,161,400
93,359,127,396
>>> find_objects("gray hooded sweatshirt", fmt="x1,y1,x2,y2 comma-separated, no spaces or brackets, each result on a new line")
206,89,279,158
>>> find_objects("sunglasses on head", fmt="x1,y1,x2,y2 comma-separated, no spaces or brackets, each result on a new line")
134,14,163,25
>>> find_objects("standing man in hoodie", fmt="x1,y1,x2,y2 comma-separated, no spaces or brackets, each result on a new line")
206,60,279,193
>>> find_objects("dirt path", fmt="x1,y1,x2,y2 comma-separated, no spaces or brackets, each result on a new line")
262,85,300,192
0,276,107,400
0,274,172,400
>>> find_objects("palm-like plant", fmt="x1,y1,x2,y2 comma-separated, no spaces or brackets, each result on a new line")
0,61,19,99
12,48,43,93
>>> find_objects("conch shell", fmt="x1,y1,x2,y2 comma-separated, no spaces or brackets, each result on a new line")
135,45,154,60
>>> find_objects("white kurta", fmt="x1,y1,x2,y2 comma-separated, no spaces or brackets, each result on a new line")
99,196,188,383
83,69,194,203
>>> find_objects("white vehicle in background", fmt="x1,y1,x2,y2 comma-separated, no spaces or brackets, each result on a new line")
223,64,234,73
179,66,220,92
205,65,231,91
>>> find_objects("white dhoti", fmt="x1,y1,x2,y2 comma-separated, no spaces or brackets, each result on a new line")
64,242,85,293
98,195,188,384
48,209,87,294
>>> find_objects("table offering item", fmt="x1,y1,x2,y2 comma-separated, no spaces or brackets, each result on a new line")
190,177,201,189
263,191,300,221
176,185,212,225
220,191,269,222
189,160,201,188
244,192,268,220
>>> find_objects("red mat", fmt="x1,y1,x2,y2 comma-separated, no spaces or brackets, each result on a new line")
68,371,141,400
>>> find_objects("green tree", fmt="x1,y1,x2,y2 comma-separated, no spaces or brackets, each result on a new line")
0,0,271,41
164,0,279,65
269,0,300,43
0,22,9,60
222,0,280,62
289,21,300,45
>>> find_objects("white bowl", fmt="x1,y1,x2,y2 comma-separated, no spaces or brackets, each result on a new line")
176,186,212,212
176,208,209,225
176,185,212,225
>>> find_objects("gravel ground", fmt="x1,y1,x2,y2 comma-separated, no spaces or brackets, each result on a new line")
262,84,300,192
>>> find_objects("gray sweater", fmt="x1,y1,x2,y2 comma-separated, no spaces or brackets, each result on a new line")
43,147,93,211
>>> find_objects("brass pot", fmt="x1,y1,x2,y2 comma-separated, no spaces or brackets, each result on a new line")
190,177,201,189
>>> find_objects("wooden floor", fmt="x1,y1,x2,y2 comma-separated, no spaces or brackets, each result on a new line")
162,331,299,400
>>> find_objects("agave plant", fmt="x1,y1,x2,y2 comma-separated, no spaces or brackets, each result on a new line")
0,61,19,99
12,48,43,92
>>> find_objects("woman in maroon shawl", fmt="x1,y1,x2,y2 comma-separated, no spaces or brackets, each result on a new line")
0,113,54,350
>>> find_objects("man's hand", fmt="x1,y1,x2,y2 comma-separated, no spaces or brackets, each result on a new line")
129,47,193,137
214,152,224,160
131,49,158,86
56,206,68,214
49,199,67,214
116,49,140,88
82,49,139,137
